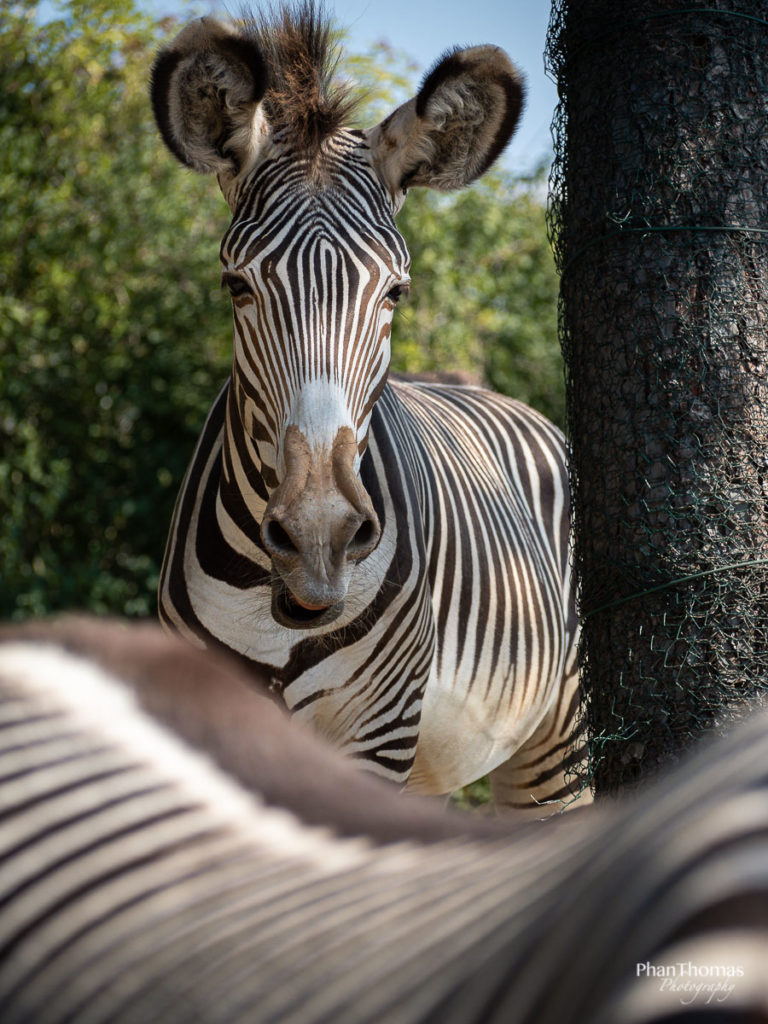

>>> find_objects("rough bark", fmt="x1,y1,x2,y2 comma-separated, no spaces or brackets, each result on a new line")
547,0,768,793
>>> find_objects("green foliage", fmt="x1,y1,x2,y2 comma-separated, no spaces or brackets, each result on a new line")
1,1,562,620
395,172,563,425
0,0,231,617
449,774,493,811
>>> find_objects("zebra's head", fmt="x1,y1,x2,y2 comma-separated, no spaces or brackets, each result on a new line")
151,4,523,629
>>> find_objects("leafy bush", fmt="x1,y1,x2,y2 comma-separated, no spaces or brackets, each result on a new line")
1,0,231,616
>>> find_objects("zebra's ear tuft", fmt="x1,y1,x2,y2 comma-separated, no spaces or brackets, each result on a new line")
151,17,269,181
366,45,524,196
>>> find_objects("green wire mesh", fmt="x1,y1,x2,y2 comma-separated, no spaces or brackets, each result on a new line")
546,0,768,795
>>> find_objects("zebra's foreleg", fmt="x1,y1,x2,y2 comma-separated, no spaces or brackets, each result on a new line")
489,672,591,816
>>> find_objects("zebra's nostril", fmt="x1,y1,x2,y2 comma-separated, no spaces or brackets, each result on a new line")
349,517,379,556
263,519,298,556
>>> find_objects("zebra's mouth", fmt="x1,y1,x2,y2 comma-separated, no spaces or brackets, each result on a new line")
271,585,344,630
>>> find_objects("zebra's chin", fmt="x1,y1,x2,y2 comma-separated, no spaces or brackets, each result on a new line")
271,584,344,630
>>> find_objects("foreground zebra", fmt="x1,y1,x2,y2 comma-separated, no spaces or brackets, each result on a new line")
0,618,766,1023
151,4,583,810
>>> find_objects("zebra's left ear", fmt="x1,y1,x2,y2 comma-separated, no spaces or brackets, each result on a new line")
367,45,524,196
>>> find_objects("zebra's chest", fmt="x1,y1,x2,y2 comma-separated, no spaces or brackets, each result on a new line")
409,497,568,791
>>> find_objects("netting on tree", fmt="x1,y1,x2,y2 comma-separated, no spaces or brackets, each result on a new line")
546,0,768,794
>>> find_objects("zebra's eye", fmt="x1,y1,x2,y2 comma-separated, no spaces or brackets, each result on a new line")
385,283,410,305
222,273,250,298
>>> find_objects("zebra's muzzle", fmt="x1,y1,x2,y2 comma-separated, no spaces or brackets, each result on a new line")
261,425,381,628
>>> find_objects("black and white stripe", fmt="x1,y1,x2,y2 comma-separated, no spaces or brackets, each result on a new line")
0,620,765,1024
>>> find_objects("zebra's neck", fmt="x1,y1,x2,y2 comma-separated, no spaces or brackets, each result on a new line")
216,381,271,567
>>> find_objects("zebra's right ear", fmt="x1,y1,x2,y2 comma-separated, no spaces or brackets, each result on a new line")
151,18,269,181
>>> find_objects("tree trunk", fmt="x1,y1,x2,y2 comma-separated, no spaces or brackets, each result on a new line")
547,0,768,794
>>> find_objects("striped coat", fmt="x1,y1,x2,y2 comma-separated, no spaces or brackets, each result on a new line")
151,5,584,808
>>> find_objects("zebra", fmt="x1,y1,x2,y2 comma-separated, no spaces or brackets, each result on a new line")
151,3,584,812
0,616,766,1024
